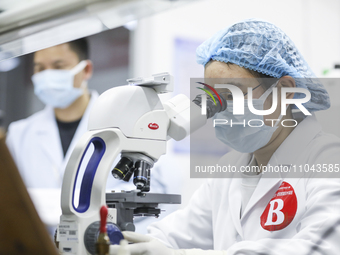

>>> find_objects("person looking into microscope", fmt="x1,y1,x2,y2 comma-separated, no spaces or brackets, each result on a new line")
111,19,340,255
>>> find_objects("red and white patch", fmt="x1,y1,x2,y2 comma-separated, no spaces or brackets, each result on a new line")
260,181,297,231
148,123,159,130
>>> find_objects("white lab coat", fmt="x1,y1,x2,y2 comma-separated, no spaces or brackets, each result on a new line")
6,91,100,188
6,90,168,229
148,115,340,255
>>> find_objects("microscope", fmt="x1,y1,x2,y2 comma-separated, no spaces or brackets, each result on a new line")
57,73,226,255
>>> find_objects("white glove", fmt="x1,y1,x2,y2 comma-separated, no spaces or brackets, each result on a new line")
117,239,130,255
109,231,177,255
110,231,228,255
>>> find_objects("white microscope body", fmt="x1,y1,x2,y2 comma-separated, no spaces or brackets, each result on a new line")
58,73,206,255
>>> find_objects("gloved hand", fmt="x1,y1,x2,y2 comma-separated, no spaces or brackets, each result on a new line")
110,231,228,255
116,239,130,255
109,231,178,255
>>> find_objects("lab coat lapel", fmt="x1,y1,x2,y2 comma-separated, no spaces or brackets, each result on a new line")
240,115,322,220
229,177,243,237
36,107,64,169
228,153,251,238
241,172,282,220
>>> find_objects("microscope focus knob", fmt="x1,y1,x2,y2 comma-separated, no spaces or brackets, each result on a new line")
84,222,124,255
121,222,135,232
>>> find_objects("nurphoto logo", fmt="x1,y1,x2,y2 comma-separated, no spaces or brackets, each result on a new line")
197,83,312,128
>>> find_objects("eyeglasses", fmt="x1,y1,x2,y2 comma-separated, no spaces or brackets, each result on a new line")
208,83,263,100
243,83,262,96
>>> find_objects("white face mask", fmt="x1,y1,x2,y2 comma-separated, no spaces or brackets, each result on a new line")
214,82,283,153
32,60,87,109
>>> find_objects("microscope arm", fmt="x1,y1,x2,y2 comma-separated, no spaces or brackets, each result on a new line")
163,94,207,141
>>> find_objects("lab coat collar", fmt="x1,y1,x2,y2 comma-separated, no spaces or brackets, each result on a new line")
35,90,99,175
35,106,64,169
240,115,322,221
228,153,250,238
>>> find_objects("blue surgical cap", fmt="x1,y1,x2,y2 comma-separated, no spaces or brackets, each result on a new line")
196,18,330,112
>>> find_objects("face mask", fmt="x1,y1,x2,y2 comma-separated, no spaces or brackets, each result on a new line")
214,82,283,153
32,60,87,109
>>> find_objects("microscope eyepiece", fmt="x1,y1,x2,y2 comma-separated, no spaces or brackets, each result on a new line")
192,92,227,119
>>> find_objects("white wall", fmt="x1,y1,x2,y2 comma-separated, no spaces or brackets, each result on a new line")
130,0,340,207
132,0,340,78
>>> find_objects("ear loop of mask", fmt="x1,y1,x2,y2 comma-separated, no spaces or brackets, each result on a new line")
258,80,287,128
70,60,87,76
258,80,280,101
70,60,88,89
273,105,290,128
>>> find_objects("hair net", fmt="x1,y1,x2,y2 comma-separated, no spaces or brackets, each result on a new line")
196,18,330,112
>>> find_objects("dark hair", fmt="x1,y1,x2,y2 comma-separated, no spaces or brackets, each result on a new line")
67,38,89,61
225,62,278,90
246,68,279,90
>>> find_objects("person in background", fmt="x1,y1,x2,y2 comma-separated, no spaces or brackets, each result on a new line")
7,39,94,189
6,38,167,233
